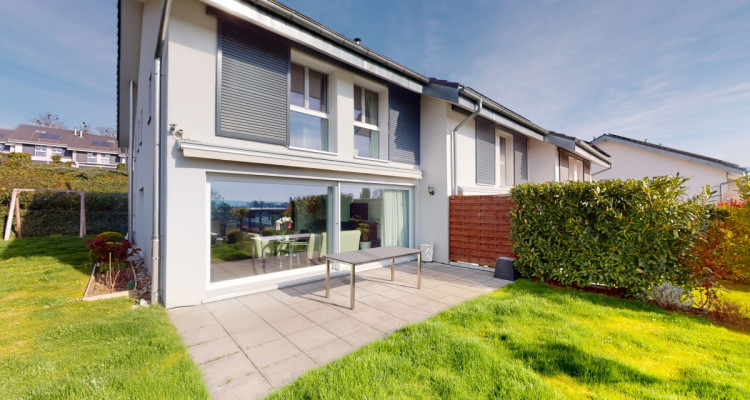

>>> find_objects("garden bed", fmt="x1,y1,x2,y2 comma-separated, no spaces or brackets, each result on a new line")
82,258,151,301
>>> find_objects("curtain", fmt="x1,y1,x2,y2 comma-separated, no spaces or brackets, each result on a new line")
382,190,408,247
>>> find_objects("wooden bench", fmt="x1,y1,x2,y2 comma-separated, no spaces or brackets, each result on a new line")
325,246,422,310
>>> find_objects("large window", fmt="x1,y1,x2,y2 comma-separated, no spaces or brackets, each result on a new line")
87,153,97,163
35,146,47,157
290,63,329,151
353,85,379,159
210,180,332,283
340,186,409,251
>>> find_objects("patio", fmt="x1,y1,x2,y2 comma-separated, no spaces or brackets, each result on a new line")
168,262,511,400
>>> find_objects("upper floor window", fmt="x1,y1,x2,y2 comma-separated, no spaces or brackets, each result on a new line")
289,63,329,151
87,152,97,163
353,85,379,159
35,146,47,157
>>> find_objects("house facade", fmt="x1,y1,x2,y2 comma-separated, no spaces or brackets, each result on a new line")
0,124,126,168
591,134,747,202
118,0,610,308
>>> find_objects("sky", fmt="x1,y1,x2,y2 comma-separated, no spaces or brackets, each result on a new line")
1,0,748,167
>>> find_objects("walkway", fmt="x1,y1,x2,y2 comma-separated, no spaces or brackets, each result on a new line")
168,262,511,399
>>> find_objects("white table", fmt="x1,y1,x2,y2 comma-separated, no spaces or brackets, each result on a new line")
325,246,422,310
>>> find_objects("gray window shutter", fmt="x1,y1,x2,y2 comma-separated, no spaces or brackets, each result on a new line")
559,152,569,182
388,85,420,164
513,134,528,184
217,18,289,144
583,162,591,181
476,117,495,185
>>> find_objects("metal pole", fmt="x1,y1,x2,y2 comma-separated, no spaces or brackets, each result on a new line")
391,258,395,281
417,252,422,289
3,189,18,241
325,259,330,298
79,191,86,238
350,263,356,310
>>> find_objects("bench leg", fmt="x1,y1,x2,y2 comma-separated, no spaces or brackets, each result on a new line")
350,263,356,310
326,259,330,298
391,258,395,281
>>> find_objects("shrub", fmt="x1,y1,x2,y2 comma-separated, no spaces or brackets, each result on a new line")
98,231,125,242
510,176,711,295
643,283,693,310
65,161,72,167
709,298,750,331
116,163,126,171
0,152,32,166
261,227,275,237
51,155,61,165
225,228,244,244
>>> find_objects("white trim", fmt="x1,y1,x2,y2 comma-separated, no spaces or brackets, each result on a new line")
289,105,329,120
352,120,379,131
353,155,389,163
287,146,338,156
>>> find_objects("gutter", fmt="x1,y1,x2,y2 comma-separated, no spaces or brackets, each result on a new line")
151,0,173,305
451,92,483,196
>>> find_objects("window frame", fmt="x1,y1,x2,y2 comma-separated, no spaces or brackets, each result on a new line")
352,84,381,159
34,146,47,157
289,62,330,152
51,147,63,155
87,152,97,163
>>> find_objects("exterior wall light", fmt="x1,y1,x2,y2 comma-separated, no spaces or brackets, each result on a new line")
428,185,435,196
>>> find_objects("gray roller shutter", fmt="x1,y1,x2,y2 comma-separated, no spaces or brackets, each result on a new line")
583,162,591,181
559,152,569,182
514,134,528,184
476,117,495,185
217,18,289,144
389,85,420,164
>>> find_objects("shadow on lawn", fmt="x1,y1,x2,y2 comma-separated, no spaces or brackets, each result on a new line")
0,235,92,276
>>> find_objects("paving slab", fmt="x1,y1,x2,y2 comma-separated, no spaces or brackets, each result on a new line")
169,262,511,400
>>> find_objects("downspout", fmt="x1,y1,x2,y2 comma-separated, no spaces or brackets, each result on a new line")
127,80,134,241
151,0,172,305
450,94,482,196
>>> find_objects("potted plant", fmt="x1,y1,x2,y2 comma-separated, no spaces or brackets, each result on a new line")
354,217,372,249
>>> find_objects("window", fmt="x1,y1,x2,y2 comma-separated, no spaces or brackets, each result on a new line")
35,146,47,157
209,180,333,283
559,152,590,182
353,85,380,158
498,136,507,186
87,153,97,163
341,186,410,250
51,147,63,155
289,63,329,151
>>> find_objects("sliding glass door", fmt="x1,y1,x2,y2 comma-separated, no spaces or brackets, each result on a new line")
210,179,333,283
340,185,410,251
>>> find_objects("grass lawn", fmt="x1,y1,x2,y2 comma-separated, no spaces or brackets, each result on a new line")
722,281,750,317
270,280,750,399
0,235,208,399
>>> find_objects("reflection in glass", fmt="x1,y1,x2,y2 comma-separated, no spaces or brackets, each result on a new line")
340,187,409,251
354,127,378,159
290,111,328,151
210,181,332,283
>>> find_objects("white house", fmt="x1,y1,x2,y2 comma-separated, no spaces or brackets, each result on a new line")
118,0,610,308
591,134,747,202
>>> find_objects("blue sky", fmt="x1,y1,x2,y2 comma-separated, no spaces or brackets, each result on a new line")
1,0,748,167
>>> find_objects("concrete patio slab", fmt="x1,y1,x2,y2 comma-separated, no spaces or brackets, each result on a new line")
168,262,511,399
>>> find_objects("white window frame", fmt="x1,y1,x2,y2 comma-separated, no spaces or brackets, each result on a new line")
87,152,97,163
352,77,388,161
35,146,47,157
352,85,381,159
289,62,330,152
497,129,514,188
51,147,63,155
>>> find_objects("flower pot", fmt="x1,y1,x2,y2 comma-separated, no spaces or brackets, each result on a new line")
360,241,372,250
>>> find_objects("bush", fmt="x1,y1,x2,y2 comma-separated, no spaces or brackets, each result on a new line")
51,155,61,165
0,152,32,166
225,229,244,244
643,283,692,310
262,227,275,237
116,163,126,171
86,232,136,266
98,231,125,242
510,176,710,295
64,161,72,167
709,298,750,330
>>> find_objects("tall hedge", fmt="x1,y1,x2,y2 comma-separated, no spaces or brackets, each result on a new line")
510,177,710,294
0,165,128,237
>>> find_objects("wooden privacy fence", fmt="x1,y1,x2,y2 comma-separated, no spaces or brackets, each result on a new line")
449,195,514,267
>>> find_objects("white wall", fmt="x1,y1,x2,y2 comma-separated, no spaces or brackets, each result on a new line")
528,139,558,183
593,140,739,201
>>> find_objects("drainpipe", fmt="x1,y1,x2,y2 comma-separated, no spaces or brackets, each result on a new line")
450,94,482,195
127,80,134,241
151,0,173,305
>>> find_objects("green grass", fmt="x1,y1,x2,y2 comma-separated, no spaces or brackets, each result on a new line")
722,282,750,316
270,280,750,399
211,241,253,263
0,235,208,399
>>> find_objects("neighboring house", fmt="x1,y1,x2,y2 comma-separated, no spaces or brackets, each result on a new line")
118,0,611,308
591,134,747,202
0,124,127,169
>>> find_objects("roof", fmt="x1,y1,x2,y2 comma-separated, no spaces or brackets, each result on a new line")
591,133,747,175
1,125,125,154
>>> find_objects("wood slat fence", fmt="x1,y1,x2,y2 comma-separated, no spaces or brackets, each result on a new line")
449,195,515,267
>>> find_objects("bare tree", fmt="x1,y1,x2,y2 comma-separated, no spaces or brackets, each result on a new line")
75,121,91,135
94,126,118,137
30,112,66,129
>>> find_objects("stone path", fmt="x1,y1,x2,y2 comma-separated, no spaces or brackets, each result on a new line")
168,262,510,399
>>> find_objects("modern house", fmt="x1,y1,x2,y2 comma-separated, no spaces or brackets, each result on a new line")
118,0,611,308
591,134,747,202
0,124,126,168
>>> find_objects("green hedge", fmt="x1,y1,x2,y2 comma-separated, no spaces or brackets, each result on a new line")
0,165,128,238
510,177,710,294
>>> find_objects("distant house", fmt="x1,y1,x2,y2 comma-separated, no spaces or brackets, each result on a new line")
0,124,126,168
591,134,747,202
118,0,611,308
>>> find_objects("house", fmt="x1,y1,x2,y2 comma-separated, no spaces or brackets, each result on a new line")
0,124,126,168
118,0,611,308
591,134,747,202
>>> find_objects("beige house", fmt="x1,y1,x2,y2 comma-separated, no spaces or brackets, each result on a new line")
591,134,747,202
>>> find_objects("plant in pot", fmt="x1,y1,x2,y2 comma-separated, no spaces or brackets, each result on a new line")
354,217,372,249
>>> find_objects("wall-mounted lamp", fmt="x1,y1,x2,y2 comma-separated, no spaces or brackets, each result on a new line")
427,185,435,196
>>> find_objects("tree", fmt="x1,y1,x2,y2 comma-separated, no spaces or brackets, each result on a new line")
95,126,117,137
30,112,66,129
75,121,91,135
